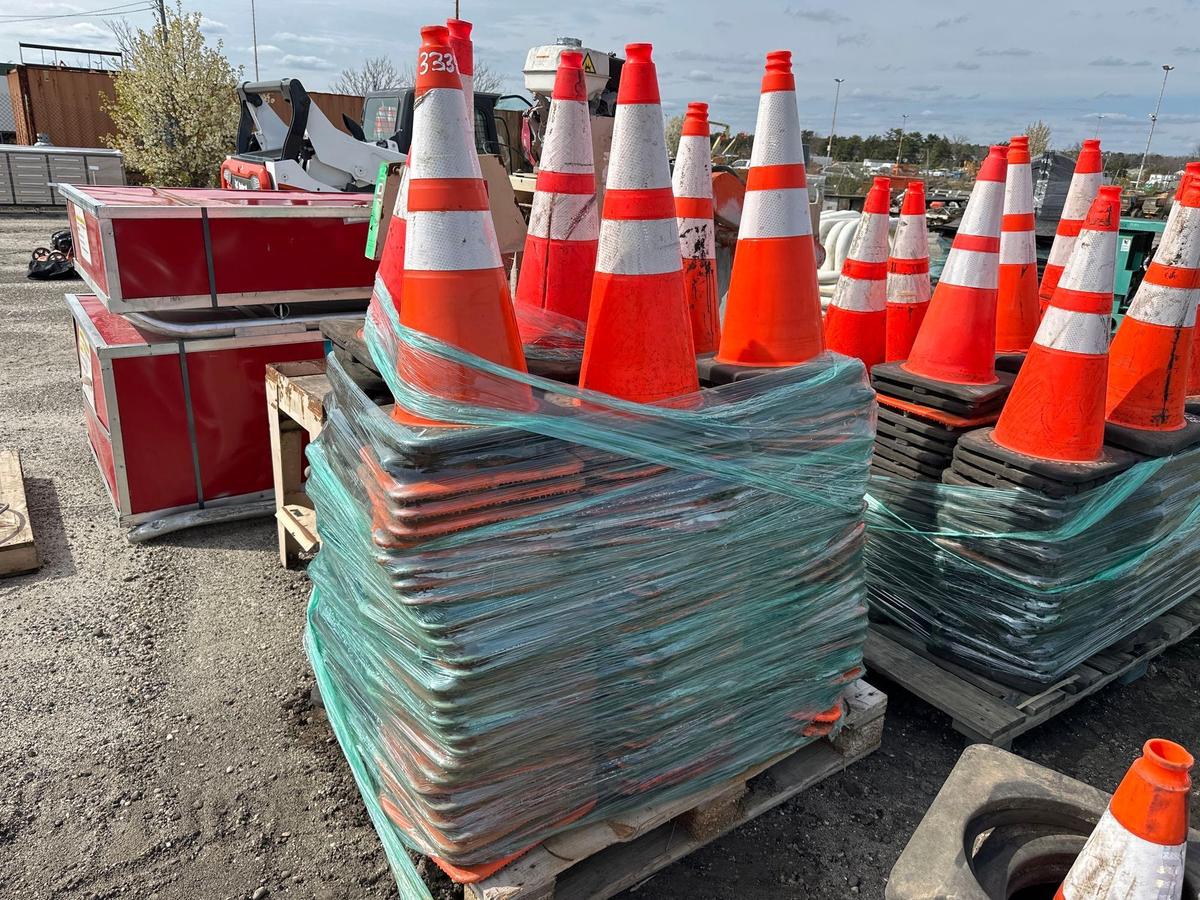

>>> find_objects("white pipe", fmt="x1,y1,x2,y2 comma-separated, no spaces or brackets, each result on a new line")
124,310,362,339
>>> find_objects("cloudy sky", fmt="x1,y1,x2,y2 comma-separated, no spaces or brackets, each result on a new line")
3,0,1199,154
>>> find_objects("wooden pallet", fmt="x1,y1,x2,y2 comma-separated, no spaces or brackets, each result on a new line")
266,360,332,569
864,597,1200,749
0,450,39,577
466,680,886,900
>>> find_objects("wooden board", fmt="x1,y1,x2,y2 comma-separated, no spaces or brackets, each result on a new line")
466,680,886,900
864,598,1200,748
0,450,39,577
266,360,332,568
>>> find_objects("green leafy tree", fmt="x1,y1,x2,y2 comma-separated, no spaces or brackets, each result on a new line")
104,3,241,186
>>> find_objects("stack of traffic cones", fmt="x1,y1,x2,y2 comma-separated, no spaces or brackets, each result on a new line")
950,186,1140,496
1055,739,1192,900
825,176,891,368
995,136,1040,370
870,146,1012,480
514,48,599,343
1040,139,1103,315
579,43,698,403
390,24,531,427
673,101,720,355
1107,171,1200,456
699,49,825,385
885,181,932,363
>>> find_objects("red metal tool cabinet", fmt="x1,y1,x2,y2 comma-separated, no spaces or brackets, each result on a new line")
59,184,378,314
68,293,325,527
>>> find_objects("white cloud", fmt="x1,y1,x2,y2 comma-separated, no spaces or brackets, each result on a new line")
200,16,228,33
279,54,335,71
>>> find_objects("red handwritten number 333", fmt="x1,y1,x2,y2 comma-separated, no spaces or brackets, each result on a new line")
419,51,457,75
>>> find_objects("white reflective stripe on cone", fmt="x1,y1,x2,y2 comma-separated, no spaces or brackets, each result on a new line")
528,192,600,241
392,169,410,217
1047,236,1077,266
405,210,502,271
677,216,715,259
408,89,482,180
596,218,681,276
999,229,1036,264
848,212,890,263
739,188,813,239
888,272,931,304
606,104,670,190
831,275,886,312
955,180,1004,240
748,90,804,167
940,249,999,290
891,214,928,259
1035,306,1110,354
1058,231,1116,294
541,100,594,173
1061,171,1104,221
672,135,712,199
1060,809,1187,900
1125,282,1200,329
1004,162,1034,214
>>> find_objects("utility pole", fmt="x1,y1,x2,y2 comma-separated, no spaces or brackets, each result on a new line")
826,77,844,160
251,0,260,79
155,0,166,37
896,113,908,164
1136,64,1174,189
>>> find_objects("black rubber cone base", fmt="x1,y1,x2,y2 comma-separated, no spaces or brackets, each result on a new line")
1103,416,1200,458
871,361,1015,417
878,408,960,448
875,432,954,468
871,454,939,483
1187,396,1200,416
952,427,1142,498
993,351,1026,374
697,353,794,386
872,446,947,480
877,418,959,454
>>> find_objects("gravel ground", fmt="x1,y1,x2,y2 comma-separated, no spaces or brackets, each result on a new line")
1,213,1197,900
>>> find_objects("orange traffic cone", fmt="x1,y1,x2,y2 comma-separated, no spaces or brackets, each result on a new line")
1105,172,1200,455
673,101,720,355
996,136,1040,353
1040,138,1103,315
991,185,1123,462
885,180,932,362
1055,739,1192,900
578,43,698,403
872,147,1012,421
392,24,531,426
714,50,824,369
514,49,599,327
446,18,474,114
825,176,891,368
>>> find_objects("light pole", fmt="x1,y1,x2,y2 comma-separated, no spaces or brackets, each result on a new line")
1136,64,1174,189
826,78,844,160
250,0,260,78
896,113,908,164
1094,113,1105,139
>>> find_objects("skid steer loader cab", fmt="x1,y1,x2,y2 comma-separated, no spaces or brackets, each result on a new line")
360,89,510,161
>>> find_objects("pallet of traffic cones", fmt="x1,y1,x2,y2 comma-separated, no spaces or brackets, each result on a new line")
306,36,876,889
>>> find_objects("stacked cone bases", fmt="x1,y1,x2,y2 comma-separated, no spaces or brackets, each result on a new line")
826,176,891,368
579,42,699,403
885,181,932,362
392,24,530,426
672,101,720,355
1056,739,1192,900
903,145,1009,386
991,185,1122,463
715,49,824,367
996,136,1040,353
514,49,599,328
1040,139,1103,314
1107,172,1200,450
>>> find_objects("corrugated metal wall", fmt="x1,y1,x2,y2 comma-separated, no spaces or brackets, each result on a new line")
8,65,118,148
